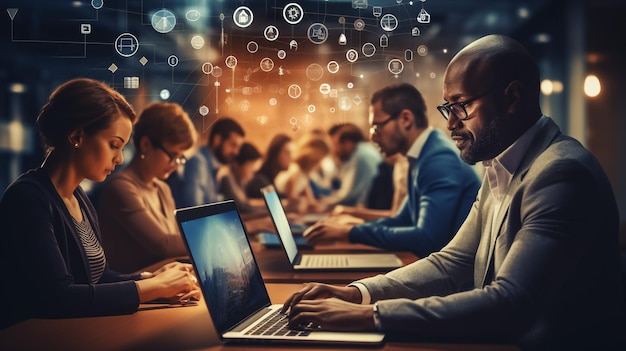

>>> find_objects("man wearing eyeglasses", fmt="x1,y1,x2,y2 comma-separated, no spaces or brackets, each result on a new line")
304,83,480,259
284,35,623,350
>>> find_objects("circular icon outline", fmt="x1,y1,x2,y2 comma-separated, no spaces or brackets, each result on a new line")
283,3,304,25
115,32,139,58
225,55,237,69
151,9,176,34
277,50,286,60
260,58,275,72
305,63,324,81
307,23,328,45
233,6,253,28
264,25,279,41
346,49,358,63
247,41,259,54
167,54,179,67
362,42,376,57
202,62,213,75
380,14,398,32
327,60,340,74
388,58,404,75
354,19,365,31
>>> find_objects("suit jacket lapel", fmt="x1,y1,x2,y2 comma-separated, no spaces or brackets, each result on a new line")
478,118,562,287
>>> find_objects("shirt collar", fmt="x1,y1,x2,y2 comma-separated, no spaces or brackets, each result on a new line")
406,127,433,160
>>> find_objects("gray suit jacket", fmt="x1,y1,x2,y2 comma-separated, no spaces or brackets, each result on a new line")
358,118,623,350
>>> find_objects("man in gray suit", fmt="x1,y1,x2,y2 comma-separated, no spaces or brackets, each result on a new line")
282,35,623,350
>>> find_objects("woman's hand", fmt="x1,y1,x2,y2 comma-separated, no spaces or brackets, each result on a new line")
136,262,200,303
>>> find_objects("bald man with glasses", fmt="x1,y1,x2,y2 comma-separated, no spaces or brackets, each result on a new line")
284,35,623,351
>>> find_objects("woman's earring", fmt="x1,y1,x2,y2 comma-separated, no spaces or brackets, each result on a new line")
73,143,79,149
140,153,145,160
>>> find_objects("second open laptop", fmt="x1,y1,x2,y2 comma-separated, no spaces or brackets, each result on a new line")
175,200,385,345
260,185,403,271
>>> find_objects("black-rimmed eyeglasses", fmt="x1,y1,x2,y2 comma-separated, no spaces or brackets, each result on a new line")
369,113,400,135
152,140,187,165
437,85,504,121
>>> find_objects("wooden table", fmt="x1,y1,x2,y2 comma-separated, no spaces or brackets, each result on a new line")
0,283,519,351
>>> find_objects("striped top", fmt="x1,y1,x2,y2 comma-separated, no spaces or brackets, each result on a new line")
72,209,106,284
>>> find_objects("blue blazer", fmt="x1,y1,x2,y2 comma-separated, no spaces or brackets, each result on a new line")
349,129,481,258
0,168,140,329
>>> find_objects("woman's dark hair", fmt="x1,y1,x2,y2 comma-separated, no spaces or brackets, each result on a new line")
132,102,196,150
234,142,261,165
36,78,136,154
258,134,292,182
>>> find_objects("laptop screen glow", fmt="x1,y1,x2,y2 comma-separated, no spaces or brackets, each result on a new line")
179,207,270,334
262,187,299,263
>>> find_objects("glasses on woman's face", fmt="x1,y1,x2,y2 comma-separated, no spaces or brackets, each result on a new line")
437,85,504,121
152,140,187,165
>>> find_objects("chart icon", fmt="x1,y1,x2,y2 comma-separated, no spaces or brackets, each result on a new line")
151,9,176,34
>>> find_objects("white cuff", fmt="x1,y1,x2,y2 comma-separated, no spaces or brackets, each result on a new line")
348,282,371,304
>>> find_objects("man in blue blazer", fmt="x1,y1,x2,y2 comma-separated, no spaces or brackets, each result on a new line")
284,35,623,350
303,83,481,258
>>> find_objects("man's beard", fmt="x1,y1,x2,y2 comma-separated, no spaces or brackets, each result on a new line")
457,118,501,165
214,143,230,164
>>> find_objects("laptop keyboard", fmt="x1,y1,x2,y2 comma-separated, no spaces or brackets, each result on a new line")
245,310,311,337
302,254,349,268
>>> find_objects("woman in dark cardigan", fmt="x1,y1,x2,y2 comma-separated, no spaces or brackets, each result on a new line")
0,78,199,329
245,133,292,199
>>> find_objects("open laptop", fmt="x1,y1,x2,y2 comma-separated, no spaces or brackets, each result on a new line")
260,185,403,271
175,200,385,344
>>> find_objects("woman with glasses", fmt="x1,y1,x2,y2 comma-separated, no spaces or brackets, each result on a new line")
98,102,196,273
0,79,199,329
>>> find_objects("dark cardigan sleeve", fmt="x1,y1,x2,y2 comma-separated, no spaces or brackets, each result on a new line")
0,171,140,327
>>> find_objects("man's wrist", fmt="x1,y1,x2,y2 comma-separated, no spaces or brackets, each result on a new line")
372,302,381,330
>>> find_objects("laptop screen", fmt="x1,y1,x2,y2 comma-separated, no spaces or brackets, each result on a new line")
261,186,299,264
177,201,270,334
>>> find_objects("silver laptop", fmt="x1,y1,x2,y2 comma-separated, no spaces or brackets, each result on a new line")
260,185,403,271
175,200,385,344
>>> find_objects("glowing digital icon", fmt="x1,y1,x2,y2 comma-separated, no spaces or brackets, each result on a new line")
139,57,148,66
307,105,316,113
212,66,223,77
330,107,336,113
279,66,285,75
186,9,200,22
167,55,179,67
198,105,209,116
339,97,352,111
160,89,170,100
269,98,277,106
257,115,268,125
338,17,345,25
247,41,259,53
330,89,338,98
338,33,347,46
319,83,331,95
108,63,118,73
354,19,365,31
91,0,103,10
412,27,421,36
191,35,205,49
307,23,328,45
347,82,354,89
405,49,414,62
233,6,253,28
283,3,304,25
240,100,251,112
352,0,368,9
289,40,298,50
362,42,376,57
7,8,18,20
327,60,339,74
114,33,139,57
388,58,404,75
379,34,388,48
260,58,274,72
373,6,382,18
417,44,428,56
380,14,398,32
202,62,213,75
417,8,431,23
288,84,302,99
123,76,139,89
151,9,176,34
353,95,362,105
346,49,358,63
225,55,237,69
264,25,279,41
305,63,324,81
277,50,286,59
81,24,91,35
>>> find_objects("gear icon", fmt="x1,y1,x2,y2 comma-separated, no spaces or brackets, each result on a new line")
283,3,304,24
288,7,300,20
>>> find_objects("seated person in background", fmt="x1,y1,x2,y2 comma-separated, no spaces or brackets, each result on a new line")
275,133,330,214
321,123,382,207
0,78,199,329
167,117,245,208
283,35,623,351
304,83,481,259
245,133,293,199
98,102,196,273
332,153,409,223
218,142,266,217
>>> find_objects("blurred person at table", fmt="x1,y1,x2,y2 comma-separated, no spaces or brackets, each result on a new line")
275,133,330,214
218,142,266,217
245,133,293,199
98,102,196,273
0,78,199,329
